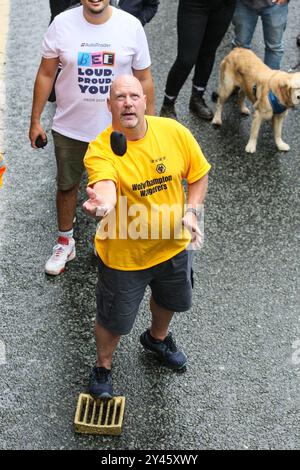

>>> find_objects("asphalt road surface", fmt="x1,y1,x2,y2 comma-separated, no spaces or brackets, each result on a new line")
0,0,299,450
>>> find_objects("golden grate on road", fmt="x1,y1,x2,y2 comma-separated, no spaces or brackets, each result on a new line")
74,394,125,435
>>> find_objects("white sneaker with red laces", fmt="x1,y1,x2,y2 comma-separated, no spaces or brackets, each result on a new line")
45,236,76,275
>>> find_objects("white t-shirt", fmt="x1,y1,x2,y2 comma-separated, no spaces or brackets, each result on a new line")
42,6,151,142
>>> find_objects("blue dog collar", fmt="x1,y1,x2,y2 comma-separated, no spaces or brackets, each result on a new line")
268,90,287,114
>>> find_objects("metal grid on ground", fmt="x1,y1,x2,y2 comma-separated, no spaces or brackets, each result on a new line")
74,394,126,435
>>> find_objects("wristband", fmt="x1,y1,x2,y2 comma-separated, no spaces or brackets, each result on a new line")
185,207,199,217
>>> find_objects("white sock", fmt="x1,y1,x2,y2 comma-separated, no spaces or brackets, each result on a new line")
193,85,206,93
58,229,73,239
165,93,176,101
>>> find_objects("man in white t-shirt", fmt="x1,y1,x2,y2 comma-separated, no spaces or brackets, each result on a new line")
29,0,154,276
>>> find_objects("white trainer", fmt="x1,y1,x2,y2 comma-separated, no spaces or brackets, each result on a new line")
45,236,76,275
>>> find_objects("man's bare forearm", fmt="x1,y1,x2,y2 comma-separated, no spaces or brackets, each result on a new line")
31,75,54,123
30,58,59,124
186,173,209,208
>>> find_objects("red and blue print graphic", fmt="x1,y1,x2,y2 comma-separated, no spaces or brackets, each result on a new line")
77,51,115,95
78,51,115,67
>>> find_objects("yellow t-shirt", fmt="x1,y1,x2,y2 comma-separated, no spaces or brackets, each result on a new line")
84,115,211,270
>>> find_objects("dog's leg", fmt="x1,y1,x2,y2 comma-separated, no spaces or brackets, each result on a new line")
272,112,290,151
245,110,263,153
212,97,224,126
212,84,228,126
238,89,250,116
212,72,235,127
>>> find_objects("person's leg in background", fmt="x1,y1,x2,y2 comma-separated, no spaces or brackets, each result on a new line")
261,3,288,69
232,0,259,50
191,0,237,120
160,0,209,120
45,132,88,276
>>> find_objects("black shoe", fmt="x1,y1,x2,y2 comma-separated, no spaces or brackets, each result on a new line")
140,329,187,371
297,34,300,47
189,89,213,120
89,366,113,399
159,102,178,120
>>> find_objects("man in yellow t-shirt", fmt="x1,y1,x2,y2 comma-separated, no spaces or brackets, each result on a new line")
83,75,211,399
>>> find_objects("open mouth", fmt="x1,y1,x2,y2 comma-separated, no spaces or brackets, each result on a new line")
122,112,136,118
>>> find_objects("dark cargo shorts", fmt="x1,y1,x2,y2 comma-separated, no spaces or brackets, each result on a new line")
96,249,195,335
52,130,89,190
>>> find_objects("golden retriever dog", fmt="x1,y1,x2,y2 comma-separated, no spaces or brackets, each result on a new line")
212,48,300,153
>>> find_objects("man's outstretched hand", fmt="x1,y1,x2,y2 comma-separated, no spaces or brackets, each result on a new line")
83,187,114,220
182,211,203,250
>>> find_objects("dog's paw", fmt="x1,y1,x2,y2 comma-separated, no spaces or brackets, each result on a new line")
241,107,250,116
276,141,290,152
245,141,256,153
212,117,222,127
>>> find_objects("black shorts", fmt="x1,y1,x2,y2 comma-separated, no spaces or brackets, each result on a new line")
96,249,195,335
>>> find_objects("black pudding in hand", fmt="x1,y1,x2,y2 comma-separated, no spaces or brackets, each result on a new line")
35,135,48,149
110,131,127,156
